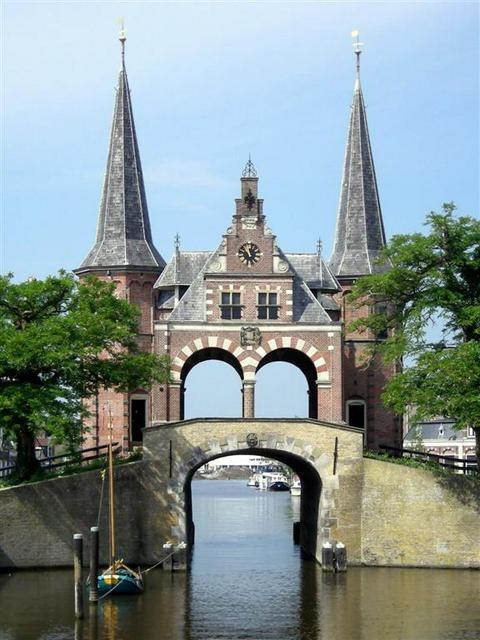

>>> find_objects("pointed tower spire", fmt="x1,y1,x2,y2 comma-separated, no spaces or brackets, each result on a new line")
329,34,387,278
76,28,165,275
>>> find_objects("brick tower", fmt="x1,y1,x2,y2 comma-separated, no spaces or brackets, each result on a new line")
329,41,400,449
74,31,165,450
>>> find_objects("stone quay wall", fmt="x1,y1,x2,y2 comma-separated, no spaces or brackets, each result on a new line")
362,458,480,568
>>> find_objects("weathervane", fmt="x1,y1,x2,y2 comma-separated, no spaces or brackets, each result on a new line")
316,237,323,282
351,30,364,76
242,154,257,178
174,233,181,253
118,18,127,62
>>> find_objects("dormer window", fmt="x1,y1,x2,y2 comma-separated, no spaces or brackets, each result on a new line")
220,292,242,320
257,292,279,320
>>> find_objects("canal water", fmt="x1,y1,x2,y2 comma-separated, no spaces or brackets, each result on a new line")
0,479,479,640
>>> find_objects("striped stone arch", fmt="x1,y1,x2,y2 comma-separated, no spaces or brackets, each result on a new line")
171,336,245,381
253,336,330,381
170,335,330,382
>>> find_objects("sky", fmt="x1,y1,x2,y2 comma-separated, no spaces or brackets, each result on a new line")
1,1,479,418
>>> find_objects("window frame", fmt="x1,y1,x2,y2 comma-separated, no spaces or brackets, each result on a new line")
219,290,243,320
256,291,280,320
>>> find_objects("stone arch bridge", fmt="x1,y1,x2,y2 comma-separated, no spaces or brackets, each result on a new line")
0,418,479,571
144,418,363,560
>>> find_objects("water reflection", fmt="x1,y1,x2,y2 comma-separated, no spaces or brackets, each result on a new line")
0,480,479,640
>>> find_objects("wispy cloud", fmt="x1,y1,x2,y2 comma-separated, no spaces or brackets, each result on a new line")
145,161,234,190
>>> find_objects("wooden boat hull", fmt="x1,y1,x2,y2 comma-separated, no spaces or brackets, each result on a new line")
98,569,144,596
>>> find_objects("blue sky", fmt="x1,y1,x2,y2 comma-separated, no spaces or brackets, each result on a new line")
2,1,479,417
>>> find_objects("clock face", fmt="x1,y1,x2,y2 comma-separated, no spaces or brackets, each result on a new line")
238,242,262,266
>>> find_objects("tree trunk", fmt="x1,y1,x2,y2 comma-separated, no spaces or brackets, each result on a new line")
476,429,480,473
15,426,40,481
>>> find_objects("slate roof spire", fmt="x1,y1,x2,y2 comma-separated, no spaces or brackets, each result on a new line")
76,28,165,274
329,36,387,278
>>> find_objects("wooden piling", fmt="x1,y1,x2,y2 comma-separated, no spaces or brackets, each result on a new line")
73,533,84,619
162,542,173,571
293,521,301,545
89,526,99,603
172,542,187,571
321,541,335,571
335,542,347,571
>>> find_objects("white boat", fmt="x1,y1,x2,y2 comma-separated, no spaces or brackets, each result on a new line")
290,479,301,497
247,473,262,487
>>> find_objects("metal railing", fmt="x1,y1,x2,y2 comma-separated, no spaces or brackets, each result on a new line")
379,444,477,475
0,442,120,479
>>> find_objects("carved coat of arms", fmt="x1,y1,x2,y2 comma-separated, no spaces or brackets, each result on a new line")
240,326,262,347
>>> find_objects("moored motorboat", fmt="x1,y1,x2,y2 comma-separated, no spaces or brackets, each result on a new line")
257,472,289,490
268,481,290,492
290,479,301,497
247,473,262,487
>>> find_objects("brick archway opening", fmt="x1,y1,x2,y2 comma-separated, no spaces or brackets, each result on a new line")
184,447,322,560
180,348,244,419
257,348,318,419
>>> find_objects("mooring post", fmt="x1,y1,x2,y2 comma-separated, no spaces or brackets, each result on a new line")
73,533,84,619
293,521,301,545
89,526,99,603
172,542,187,571
74,618,84,640
89,601,99,640
335,542,347,571
162,542,173,571
321,541,335,571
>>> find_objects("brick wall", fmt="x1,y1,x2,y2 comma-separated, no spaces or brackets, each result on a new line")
154,325,341,421
335,279,400,449
79,269,158,451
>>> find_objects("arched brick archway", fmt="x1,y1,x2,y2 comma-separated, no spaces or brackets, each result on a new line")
171,337,244,381
171,336,330,381
254,337,330,381
168,336,335,421
178,347,244,420
256,348,319,419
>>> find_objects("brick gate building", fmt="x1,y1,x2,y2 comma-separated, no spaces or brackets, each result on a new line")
74,34,401,452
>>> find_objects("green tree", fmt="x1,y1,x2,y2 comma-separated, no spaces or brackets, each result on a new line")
0,272,171,481
348,204,480,469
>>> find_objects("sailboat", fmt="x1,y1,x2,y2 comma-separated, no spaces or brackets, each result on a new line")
97,407,144,596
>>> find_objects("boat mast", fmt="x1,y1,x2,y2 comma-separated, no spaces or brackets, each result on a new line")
108,404,116,569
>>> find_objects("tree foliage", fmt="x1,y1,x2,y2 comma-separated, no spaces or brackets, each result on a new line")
0,272,171,480
348,204,480,468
